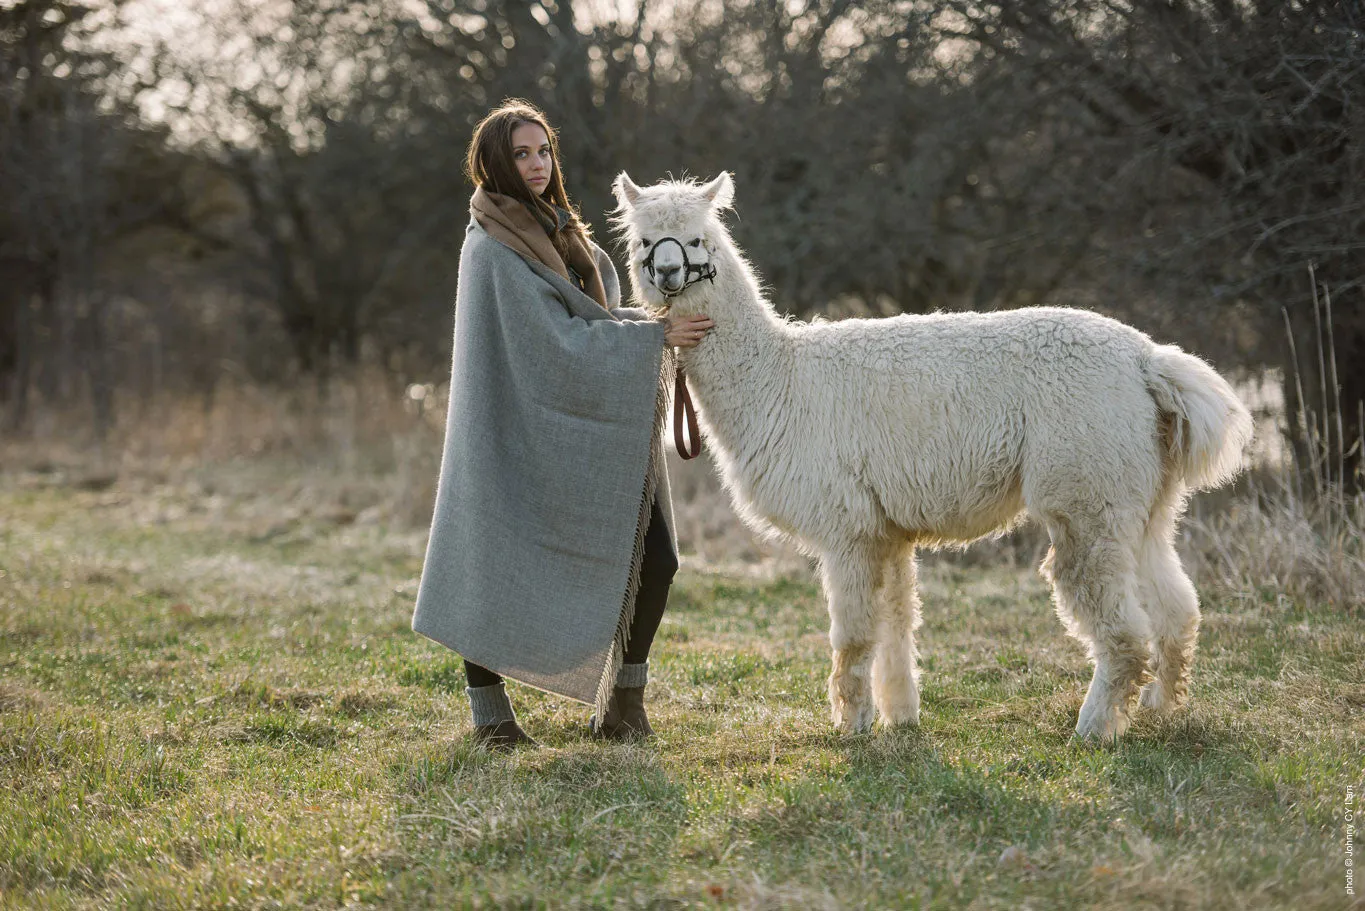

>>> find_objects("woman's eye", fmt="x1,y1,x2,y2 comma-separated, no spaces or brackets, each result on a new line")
688,239,702,248
514,150,525,159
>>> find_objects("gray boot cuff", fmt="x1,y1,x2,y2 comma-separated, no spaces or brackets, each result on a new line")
616,661,648,689
467,683,516,727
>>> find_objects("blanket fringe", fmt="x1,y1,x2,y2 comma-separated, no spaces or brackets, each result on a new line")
594,346,675,720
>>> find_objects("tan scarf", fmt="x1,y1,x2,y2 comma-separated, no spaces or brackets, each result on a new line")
470,187,609,310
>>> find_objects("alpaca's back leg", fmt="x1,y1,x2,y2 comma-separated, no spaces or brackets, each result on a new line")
872,543,922,727
1041,514,1153,741
820,539,887,734
1137,486,1201,714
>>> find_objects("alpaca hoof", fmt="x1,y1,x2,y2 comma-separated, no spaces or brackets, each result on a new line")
837,717,875,735
833,698,875,734
876,700,920,729
877,713,920,731
1074,704,1129,742
1139,679,1188,715
1139,681,1171,714
873,677,921,728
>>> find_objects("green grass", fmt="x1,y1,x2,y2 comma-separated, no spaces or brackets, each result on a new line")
1,476,1361,909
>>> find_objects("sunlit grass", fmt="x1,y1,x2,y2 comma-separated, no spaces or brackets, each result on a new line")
1,470,1360,908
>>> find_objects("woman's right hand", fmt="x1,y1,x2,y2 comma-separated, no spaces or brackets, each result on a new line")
663,313,715,349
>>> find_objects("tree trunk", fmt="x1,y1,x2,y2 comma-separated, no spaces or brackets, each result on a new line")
78,290,116,442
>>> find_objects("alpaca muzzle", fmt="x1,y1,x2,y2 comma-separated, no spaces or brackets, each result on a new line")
642,237,716,298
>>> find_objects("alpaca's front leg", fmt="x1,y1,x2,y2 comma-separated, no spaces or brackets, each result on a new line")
821,542,885,734
872,545,922,727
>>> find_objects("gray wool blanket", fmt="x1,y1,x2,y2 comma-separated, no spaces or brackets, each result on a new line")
412,220,676,717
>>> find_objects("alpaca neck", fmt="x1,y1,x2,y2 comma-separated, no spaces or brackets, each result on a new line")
676,244,793,457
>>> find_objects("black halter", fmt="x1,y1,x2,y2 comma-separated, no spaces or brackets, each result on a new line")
642,236,717,297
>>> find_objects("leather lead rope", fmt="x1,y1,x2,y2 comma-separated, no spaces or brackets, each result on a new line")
673,363,701,460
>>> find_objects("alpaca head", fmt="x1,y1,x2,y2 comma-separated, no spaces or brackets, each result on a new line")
611,172,734,311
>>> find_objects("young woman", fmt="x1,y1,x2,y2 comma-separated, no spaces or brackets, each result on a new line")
411,100,713,751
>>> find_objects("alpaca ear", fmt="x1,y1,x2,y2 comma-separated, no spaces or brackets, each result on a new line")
702,171,734,209
612,172,641,207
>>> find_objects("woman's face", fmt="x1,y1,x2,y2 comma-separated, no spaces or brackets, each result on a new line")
511,122,552,196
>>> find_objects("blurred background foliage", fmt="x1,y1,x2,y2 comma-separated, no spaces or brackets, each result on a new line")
1,0,1362,487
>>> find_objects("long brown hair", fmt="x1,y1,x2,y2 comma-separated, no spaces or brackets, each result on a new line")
466,99,590,259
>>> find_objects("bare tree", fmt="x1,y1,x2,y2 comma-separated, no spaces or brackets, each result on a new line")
940,0,1365,485
13,0,1359,486
0,0,178,436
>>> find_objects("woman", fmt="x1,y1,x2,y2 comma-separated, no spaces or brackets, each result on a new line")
411,100,713,751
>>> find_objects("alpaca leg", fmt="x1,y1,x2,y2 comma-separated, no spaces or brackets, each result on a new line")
821,541,884,734
1137,539,1201,714
872,545,922,727
1042,518,1153,741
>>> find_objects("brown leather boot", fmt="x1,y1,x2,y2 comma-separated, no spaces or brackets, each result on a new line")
472,719,538,752
589,686,653,740
467,683,536,752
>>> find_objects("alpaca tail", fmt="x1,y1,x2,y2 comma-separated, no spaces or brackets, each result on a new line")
1143,344,1254,491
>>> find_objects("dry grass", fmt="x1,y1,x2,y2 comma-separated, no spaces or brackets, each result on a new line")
8,373,1361,605
3,375,811,576
1185,476,1365,611
6,374,445,532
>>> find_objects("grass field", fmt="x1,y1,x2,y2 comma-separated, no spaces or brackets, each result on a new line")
1,459,1362,909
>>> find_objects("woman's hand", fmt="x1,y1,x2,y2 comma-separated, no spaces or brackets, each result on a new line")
663,313,715,349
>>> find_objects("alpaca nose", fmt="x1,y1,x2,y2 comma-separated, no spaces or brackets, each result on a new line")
658,264,682,282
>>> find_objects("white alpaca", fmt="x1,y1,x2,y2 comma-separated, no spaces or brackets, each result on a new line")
612,172,1253,741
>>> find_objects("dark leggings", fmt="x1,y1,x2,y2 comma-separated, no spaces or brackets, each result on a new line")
464,497,679,689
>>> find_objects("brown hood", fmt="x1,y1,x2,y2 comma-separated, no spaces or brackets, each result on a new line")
470,187,609,310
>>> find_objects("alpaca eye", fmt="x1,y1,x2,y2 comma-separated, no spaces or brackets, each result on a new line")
688,239,701,248
641,238,652,248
